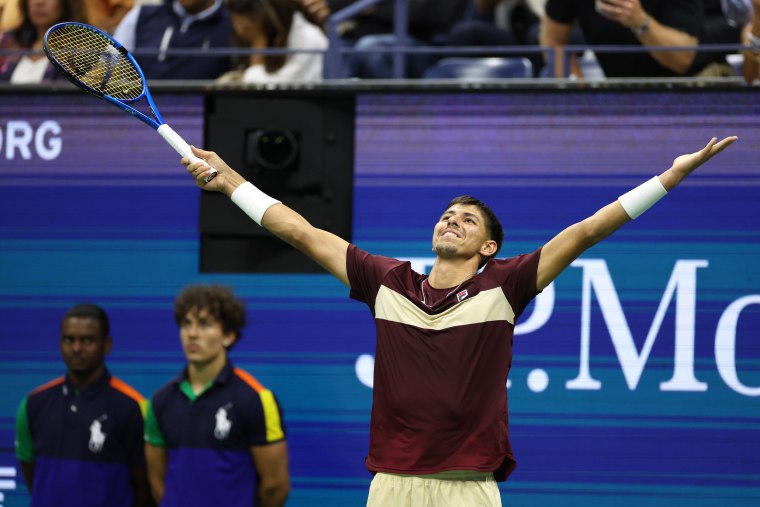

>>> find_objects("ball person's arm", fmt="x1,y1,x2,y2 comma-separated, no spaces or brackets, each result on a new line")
144,444,167,504
251,441,291,507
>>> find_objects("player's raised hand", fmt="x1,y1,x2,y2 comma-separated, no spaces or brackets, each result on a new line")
183,146,246,197
669,136,737,180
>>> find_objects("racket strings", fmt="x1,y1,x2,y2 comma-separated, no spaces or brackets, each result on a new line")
46,25,144,101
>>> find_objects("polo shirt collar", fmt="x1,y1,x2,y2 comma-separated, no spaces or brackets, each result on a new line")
176,360,234,400
62,368,111,398
172,0,224,23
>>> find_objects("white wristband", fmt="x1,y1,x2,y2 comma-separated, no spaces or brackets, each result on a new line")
618,176,667,219
230,182,281,226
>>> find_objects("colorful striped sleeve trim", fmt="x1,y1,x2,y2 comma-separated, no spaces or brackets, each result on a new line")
15,398,34,462
233,368,285,443
144,400,166,447
30,376,64,395
110,377,148,418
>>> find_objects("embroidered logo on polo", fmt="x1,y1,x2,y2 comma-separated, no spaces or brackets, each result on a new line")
214,404,233,440
456,289,469,302
89,414,108,452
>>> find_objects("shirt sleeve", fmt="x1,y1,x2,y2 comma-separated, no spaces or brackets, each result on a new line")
143,399,166,447
248,389,286,446
123,397,147,467
346,244,405,308
486,247,542,319
15,397,34,462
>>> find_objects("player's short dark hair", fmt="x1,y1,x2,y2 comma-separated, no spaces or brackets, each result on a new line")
446,195,504,268
174,285,247,341
63,303,110,339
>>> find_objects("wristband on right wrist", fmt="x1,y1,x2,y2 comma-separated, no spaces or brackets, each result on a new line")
230,182,281,226
618,176,668,219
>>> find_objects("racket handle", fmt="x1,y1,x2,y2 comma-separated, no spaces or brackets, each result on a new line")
157,124,218,183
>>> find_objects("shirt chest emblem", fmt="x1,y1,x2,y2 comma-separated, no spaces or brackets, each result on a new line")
214,404,233,440
88,415,108,453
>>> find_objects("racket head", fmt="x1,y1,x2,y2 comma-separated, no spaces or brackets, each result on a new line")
43,22,146,103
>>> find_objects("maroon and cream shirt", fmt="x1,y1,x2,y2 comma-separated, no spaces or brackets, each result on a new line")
347,244,542,481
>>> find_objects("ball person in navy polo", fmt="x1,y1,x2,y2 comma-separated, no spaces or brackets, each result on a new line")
144,284,290,507
14,303,152,507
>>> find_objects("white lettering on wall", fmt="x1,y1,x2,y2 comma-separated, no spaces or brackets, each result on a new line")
715,295,760,396
0,120,62,160
35,120,62,160
566,259,709,392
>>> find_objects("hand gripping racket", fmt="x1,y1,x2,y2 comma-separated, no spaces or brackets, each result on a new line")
43,22,217,182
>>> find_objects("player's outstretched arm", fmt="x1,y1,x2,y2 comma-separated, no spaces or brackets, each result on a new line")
183,146,350,286
536,136,737,291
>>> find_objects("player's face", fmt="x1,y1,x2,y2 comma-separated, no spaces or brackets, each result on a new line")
60,317,110,377
179,308,234,366
27,0,64,28
432,204,490,259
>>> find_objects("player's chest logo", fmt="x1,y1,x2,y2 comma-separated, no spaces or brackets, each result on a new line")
214,404,233,440
88,414,108,453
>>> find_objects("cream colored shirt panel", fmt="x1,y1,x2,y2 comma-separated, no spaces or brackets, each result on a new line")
374,286,515,330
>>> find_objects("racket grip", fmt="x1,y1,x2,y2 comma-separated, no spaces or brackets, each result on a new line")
157,124,218,183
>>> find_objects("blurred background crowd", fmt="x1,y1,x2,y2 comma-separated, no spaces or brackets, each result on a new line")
0,0,758,85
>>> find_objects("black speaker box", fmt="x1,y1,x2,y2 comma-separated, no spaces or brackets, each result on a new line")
200,95,355,273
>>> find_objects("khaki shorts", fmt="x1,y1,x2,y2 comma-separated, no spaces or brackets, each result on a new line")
366,471,502,507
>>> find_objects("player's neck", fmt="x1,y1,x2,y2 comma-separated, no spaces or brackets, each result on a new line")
187,353,226,393
428,259,478,289
67,364,105,392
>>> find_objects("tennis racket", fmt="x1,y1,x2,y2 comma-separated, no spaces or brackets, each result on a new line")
43,22,217,182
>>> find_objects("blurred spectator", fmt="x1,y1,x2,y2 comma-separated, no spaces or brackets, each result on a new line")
113,0,234,80
296,0,470,78
0,0,85,83
1,0,133,33
219,0,327,83
541,0,703,78
742,0,759,82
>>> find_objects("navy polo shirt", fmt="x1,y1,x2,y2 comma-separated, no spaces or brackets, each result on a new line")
145,360,286,507
15,369,147,507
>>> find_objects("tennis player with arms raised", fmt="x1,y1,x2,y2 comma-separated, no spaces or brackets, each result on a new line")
183,136,735,507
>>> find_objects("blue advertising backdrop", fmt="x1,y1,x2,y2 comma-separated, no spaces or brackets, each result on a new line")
0,88,758,506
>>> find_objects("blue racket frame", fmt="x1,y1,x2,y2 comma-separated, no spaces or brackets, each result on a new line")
44,22,166,130
44,21,218,183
